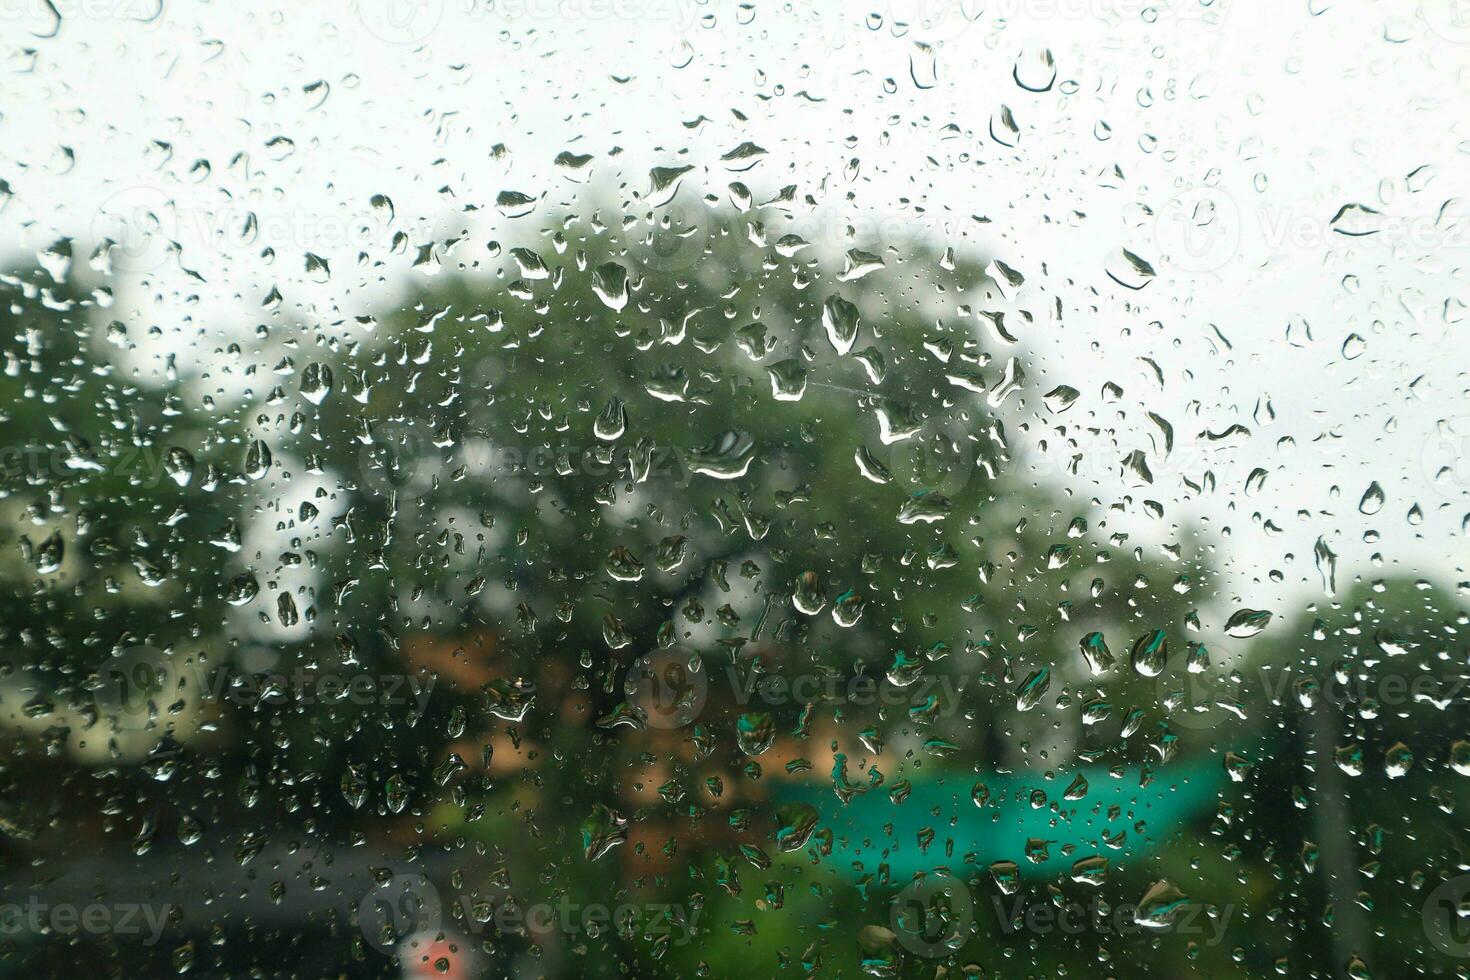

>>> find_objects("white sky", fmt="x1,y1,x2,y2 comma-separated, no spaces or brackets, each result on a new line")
1,0,1469,617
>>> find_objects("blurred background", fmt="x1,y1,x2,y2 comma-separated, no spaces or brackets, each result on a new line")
1,1,1469,977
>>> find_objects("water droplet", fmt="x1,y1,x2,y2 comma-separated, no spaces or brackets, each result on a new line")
225,572,260,606
737,712,776,756
832,590,866,627
793,571,825,615
581,804,628,860
720,141,767,171
1043,385,1080,413
1224,608,1272,638
1335,742,1365,777
1078,631,1115,675
1358,481,1385,515
1135,879,1190,929
594,397,627,441
300,362,333,405
592,261,630,311
1131,629,1169,677
1314,536,1338,595
495,189,538,218
986,258,1025,300
687,431,755,480
1070,855,1108,886
1013,46,1057,92
768,358,808,401
989,860,1020,895
909,42,938,89
775,802,819,851
1450,740,1470,776
990,105,1020,146
1015,667,1050,711
839,249,885,282
647,165,695,207
1106,248,1157,290
604,546,644,582
898,491,951,524
244,439,272,479
821,295,860,355
1384,742,1415,779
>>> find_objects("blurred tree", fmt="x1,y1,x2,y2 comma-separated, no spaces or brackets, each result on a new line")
0,204,1277,978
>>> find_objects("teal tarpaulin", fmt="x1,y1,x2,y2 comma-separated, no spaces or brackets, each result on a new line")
774,758,1229,880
